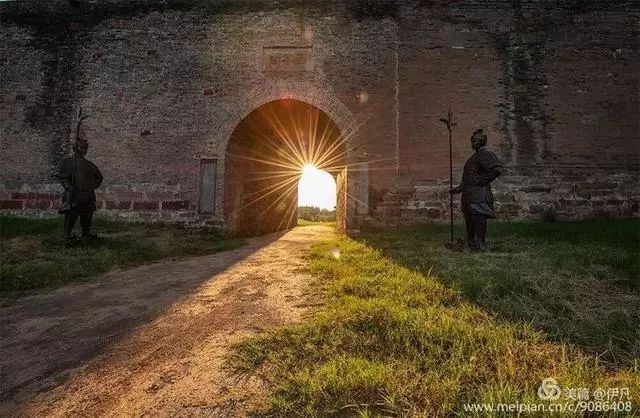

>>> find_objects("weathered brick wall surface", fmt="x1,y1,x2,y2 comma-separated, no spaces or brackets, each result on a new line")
376,170,639,225
391,1,639,224
1,0,638,229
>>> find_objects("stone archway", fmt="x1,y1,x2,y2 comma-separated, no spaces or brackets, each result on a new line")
210,83,360,234
222,98,347,236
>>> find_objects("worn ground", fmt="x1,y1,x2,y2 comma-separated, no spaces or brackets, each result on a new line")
0,224,334,417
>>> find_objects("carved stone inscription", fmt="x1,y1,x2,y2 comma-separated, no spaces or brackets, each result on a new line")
263,46,313,72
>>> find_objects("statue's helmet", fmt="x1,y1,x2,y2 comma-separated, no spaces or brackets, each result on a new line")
471,129,488,147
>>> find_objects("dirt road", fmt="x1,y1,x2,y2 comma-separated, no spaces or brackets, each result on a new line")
0,224,334,417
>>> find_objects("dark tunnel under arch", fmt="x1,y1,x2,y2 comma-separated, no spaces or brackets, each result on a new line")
223,99,347,236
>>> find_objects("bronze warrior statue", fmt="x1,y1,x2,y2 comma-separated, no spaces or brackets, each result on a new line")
449,129,502,251
55,137,103,243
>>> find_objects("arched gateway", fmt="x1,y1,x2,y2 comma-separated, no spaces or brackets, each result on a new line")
207,85,361,235
222,98,349,235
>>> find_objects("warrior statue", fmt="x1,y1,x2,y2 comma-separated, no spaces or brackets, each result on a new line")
55,133,103,244
449,129,502,251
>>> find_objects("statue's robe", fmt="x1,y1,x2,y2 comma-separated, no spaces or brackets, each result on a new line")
55,156,103,213
460,147,502,218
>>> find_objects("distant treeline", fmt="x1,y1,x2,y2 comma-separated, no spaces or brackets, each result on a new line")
298,206,336,222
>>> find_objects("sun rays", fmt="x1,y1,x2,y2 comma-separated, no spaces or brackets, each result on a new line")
225,100,345,218
223,97,397,233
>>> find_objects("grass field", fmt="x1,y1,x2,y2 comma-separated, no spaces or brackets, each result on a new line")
0,216,240,292
297,219,337,227
230,219,640,416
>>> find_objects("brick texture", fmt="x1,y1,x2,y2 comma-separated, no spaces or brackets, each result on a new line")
0,1,637,230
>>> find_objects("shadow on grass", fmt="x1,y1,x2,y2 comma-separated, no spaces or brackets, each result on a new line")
357,218,640,369
0,215,288,405
0,216,242,292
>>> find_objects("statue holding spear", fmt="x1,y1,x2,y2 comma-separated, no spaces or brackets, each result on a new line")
54,108,103,244
448,126,503,251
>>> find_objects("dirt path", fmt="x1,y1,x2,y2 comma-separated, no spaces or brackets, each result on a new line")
0,224,334,417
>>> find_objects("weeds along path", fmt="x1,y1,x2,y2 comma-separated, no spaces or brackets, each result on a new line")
0,224,335,417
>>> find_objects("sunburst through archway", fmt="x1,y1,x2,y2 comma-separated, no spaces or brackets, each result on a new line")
223,98,387,236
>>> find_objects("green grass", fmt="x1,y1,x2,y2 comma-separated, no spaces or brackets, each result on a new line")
297,218,337,227
0,216,241,292
360,219,640,368
229,219,639,416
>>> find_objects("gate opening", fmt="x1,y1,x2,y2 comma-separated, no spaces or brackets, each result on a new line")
224,99,346,236
298,164,337,223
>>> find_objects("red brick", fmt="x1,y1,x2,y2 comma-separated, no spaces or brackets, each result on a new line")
519,185,552,193
0,200,23,209
24,200,51,209
162,200,189,210
11,192,32,199
426,208,441,219
133,201,159,211
105,200,132,210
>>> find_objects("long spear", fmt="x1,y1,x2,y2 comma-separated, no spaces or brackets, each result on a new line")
439,110,455,243
71,107,89,201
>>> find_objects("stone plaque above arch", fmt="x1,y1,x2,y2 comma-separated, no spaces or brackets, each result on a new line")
262,46,314,73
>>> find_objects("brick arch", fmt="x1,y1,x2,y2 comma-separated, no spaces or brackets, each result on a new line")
211,83,357,219
213,83,356,157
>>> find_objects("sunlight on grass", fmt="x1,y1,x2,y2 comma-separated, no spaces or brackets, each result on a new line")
229,220,639,416
360,219,640,367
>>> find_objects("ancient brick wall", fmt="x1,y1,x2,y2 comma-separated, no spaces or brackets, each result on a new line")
1,0,638,228
0,1,397,227
385,0,640,223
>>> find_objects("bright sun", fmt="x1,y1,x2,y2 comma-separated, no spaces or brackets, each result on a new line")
298,164,336,210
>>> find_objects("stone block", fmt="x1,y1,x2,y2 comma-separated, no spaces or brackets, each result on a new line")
494,192,516,202
147,191,176,200
606,199,623,206
576,181,617,191
105,200,132,210
24,200,51,209
551,183,574,194
112,191,145,200
519,185,552,193
162,200,190,210
133,201,159,211
0,200,23,209
426,208,441,218
575,189,611,199
559,198,589,207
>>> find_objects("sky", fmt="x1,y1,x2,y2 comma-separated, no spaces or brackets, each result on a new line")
297,164,336,210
